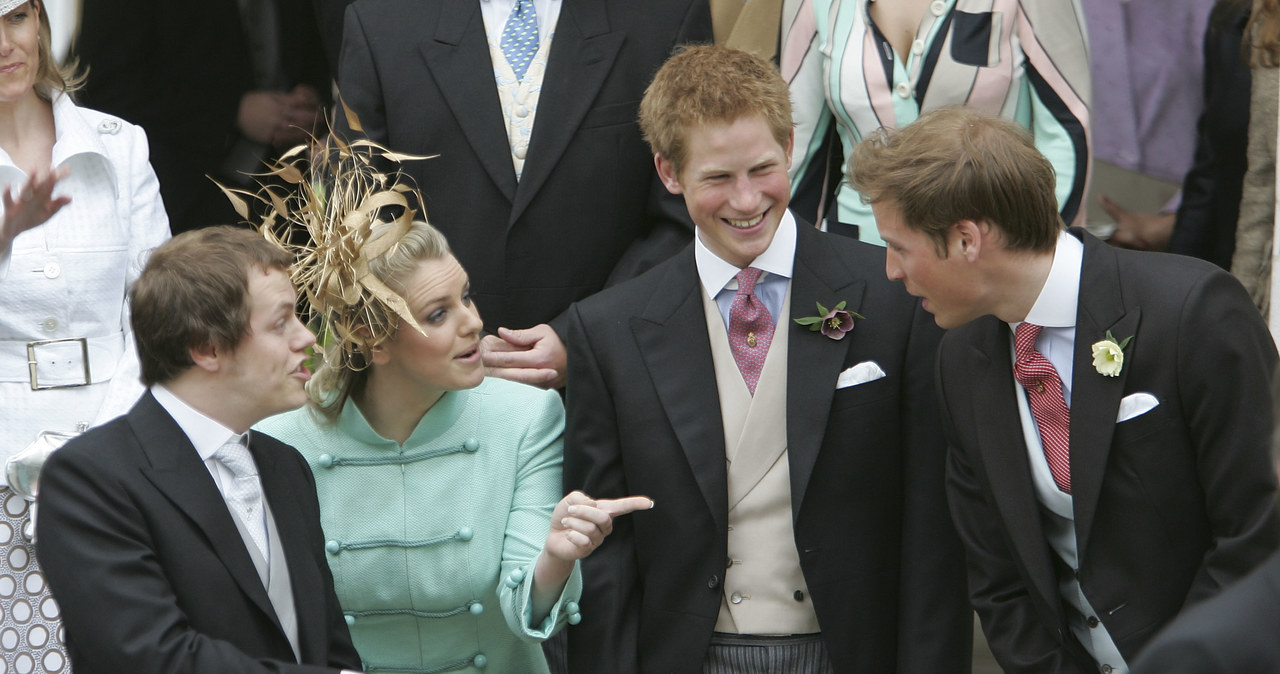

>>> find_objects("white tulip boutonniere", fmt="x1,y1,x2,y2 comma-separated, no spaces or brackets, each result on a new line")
1091,330,1133,377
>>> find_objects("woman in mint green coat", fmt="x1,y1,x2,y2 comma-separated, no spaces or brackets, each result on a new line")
259,221,649,674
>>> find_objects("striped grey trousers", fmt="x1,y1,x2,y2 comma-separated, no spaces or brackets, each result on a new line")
702,633,834,673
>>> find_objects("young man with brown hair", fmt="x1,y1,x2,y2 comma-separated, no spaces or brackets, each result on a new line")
850,106,1280,674
37,226,364,673
563,45,971,673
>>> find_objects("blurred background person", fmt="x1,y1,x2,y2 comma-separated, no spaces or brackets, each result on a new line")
1084,0,1214,247
1164,0,1254,268
0,0,170,670
72,0,329,234
781,0,1091,245
1232,0,1280,338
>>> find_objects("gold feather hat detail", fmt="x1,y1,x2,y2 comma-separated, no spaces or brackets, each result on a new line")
216,102,437,378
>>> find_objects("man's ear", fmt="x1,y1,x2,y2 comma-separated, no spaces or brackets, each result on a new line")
952,219,985,261
785,128,795,170
189,342,221,374
654,154,684,195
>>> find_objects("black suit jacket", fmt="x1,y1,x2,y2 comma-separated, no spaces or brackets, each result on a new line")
1130,546,1280,672
939,229,1280,673
335,0,709,334
36,393,362,673
75,0,331,233
563,222,972,673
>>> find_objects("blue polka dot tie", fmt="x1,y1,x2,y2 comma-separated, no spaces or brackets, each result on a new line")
501,0,540,83
728,268,774,395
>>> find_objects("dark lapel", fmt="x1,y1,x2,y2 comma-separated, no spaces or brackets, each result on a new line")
785,224,863,515
630,249,729,533
511,0,624,224
132,393,284,636
421,0,518,203
1067,230,1140,558
964,317,1063,617
253,438,326,664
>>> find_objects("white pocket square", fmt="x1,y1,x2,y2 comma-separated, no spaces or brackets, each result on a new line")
1117,392,1160,423
836,361,886,389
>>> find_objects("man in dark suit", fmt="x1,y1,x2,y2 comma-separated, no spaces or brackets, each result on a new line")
75,0,330,233
848,106,1280,674
332,0,711,388
563,45,971,673
36,227,363,673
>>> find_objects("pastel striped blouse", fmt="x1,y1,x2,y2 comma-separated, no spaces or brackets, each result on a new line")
782,0,1092,244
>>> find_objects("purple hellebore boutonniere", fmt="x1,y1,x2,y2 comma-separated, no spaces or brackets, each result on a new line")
793,301,865,340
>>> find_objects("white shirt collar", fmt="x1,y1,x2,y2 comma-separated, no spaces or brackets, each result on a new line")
151,385,248,462
0,93,118,195
695,209,797,298
1014,230,1082,330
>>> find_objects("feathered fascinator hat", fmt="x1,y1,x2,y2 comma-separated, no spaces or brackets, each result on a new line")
217,103,435,376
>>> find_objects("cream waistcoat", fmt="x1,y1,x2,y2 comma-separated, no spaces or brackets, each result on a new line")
702,283,819,635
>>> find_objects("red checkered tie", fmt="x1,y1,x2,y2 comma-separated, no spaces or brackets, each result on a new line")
728,267,774,395
1012,323,1071,493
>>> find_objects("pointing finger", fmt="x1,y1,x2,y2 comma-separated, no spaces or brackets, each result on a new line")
598,496,655,518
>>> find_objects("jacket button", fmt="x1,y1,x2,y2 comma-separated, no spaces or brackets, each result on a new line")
793,590,805,602
726,557,733,568
1087,616,1099,628
707,575,720,590
730,592,743,604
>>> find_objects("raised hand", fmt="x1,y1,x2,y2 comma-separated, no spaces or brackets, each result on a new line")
1,166,71,248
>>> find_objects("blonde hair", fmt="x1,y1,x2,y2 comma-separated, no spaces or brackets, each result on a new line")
638,45,792,175
26,0,85,100
308,221,452,421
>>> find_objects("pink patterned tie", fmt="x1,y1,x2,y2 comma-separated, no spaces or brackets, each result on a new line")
1012,323,1071,493
728,268,774,395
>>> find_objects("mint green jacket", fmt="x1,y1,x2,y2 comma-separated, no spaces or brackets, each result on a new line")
257,378,581,673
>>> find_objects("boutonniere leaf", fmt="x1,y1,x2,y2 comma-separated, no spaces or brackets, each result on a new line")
1091,329,1133,377
794,300,865,341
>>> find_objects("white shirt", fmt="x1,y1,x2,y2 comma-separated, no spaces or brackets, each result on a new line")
479,0,562,46
1008,231,1128,674
151,386,263,503
696,210,797,328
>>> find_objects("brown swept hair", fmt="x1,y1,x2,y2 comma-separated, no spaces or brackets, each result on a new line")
130,226,293,386
847,106,1062,255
